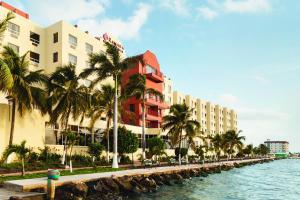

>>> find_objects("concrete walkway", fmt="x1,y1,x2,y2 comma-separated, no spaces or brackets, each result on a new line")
3,158,268,193
0,188,45,200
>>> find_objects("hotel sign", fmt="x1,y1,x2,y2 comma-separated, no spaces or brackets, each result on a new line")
103,33,124,53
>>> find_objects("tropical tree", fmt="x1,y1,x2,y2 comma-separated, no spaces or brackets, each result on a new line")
88,84,129,163
210,134,223,161
47,64,89,165
195,145,206,161
162,104,200,165
2,140,31,176
102,126,139,164
258,144,269,156
243,144,254,157
88,143,104,163
66,131,78,172
125,74,163,160
222,130,245,159
147,137,166,161
0,47,47,146
0,12,15,90
81,43,133,168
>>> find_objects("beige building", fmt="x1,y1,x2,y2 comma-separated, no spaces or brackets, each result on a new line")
0,2,238,159
173,91,238,137
264,140,289,154
0,2,129,158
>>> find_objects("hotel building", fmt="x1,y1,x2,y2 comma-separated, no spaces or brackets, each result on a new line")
264,140,289,154
0,1,238,158
121,50,168,129
173,91,238,137
0,2,128,157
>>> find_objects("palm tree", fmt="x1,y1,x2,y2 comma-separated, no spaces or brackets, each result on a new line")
162,104,200,165
0,46,47,146
81,43,133,168
89,84,114,163
125,74,163,160
210,134,223,161
66,131,78,172
0,12,15,90
47,64,89,165
2,140,31,176
222,130,245,160
243,144,254,158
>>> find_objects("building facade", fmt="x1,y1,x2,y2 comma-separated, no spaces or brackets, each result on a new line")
264,140,289,154
121,50,168,129
173,91,238,136
0,1,239,159
0,2,128,157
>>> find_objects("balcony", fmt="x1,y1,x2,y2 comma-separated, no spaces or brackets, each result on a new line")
144,65,164,82
30,32,40,46
145,114,161,122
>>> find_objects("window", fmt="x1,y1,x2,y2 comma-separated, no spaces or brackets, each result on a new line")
85,43,93,54
146,65,157,74
7,22,20,38
30,32,40,46
30,51,40,64
53,32,58,43
68,54,77,65
53,52,58,63
168,85,172,93
69,34,77,47
129,104,135,112
8,43,19,53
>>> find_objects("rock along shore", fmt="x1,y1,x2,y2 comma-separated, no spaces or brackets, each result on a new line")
53,158,274,200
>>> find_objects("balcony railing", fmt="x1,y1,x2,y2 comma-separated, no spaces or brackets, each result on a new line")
144,68,164,82
30,37,40,46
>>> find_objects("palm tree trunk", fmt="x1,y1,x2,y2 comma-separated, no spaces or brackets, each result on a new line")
61,114,69,165
112,76,119,169
9,99,16,146
141,97,146,160
21,157,25,176
106,119,110,163
178,132,182,165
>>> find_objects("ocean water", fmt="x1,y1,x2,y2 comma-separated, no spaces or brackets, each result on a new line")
133,159,300,200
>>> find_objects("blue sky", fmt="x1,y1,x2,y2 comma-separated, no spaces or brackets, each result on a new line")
6,0,300,151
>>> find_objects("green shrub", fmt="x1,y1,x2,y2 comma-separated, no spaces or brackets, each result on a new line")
88,143,104,161
175,148,188,159
28,152,39,163
120,155,131,164
147,137,166,159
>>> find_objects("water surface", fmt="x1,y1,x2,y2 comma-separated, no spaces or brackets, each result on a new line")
133,159,300,200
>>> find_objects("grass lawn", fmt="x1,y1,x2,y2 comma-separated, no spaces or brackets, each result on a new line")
0,167,123,184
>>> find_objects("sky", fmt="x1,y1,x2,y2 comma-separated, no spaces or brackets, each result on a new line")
5,0,300,151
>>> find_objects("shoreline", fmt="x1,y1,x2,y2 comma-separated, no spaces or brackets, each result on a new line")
4,158,275,200
58,158,275,200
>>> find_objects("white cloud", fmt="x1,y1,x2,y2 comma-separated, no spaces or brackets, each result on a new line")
26,0,109,25
197,7,219,20
197,0,271,20
238,108,290,121
253,75,270,84
159,0,189,16
77,3,152,40
219,93,240,105
224,0,271,13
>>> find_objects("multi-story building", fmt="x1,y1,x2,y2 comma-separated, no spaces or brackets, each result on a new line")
173,91,238,136
121,50,168,129
0,2,126,157
264,140,289,154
